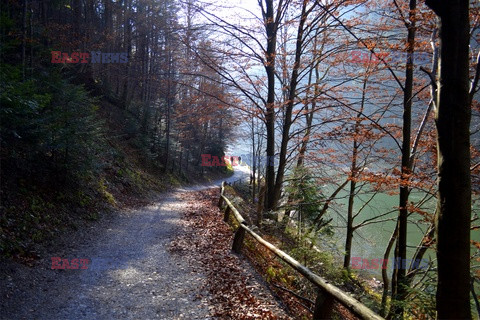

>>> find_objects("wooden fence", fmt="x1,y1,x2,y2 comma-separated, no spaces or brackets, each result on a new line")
218,181,384,320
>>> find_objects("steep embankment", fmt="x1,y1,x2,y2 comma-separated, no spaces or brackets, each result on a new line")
0,99,169,261
0,166,289,319
0,96,231,261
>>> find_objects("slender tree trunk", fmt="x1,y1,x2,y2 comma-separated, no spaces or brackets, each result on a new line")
343,178,355,270
390,2,416,318
344,121,360,271
73,0,81,37
425,1,472,318
343,142,366,270
29,4,32,77
264,0,277,212
164,103,170,171
406,223,435,281
295,32,318,169
164,39,175,172
257,185,266,224
308,179,348,232
22,0,27,81
122,0,132,109
344,65,369,270
282,51,315,229
381,224,398,316
272,1,309,209
251,117,257,204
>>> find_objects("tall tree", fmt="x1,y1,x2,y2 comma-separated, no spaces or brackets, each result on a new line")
271,0,316,210
263,0,285,211
390,0,417,318
426,0,472,318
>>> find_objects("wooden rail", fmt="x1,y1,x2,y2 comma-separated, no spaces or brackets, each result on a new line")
218,181,384,320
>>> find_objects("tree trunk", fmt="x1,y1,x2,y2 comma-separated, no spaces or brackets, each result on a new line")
344,177,356,270
406,223,435,281
264,0,277,212
390,1,416,318
121,0,132,109
272,0,309,209
381,224,398,316
282,34,317,230
425,0,472,318
344,63,369,270
251,117,257,203
22,0,27,81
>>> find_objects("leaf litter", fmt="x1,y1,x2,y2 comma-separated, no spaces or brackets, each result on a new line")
169,189,292,320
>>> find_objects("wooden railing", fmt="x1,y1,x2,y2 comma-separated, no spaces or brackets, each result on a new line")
218,181,384,320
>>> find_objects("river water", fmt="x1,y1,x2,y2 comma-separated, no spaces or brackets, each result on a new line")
226,144,479,280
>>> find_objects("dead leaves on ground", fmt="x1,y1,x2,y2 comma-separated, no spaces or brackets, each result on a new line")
169,189,291,319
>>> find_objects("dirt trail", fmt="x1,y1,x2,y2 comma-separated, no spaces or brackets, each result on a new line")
0,167,256,320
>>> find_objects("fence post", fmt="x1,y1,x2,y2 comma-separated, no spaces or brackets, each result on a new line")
218,195,224,208
313,289,334,320
232,224,246,253
223,205,231,222
218,182,225,207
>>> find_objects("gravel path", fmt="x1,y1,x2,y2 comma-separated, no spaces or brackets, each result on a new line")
0,167,253,320
1,192,210,320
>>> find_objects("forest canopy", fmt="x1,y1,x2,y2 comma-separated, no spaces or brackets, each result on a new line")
0,0,479,319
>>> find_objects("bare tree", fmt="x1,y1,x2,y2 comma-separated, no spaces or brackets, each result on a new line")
426,0,472,318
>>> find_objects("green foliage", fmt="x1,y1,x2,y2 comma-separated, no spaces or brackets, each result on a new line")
285,167,323,220
0,56,108,257
225,160,234,175
167,173,181,187
265,265,292,285
403,280,437,319
98,178,116,206
77,190,92,207
0,65,104,184
285,166,332,234
289,243,343,284
85,211,100,221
